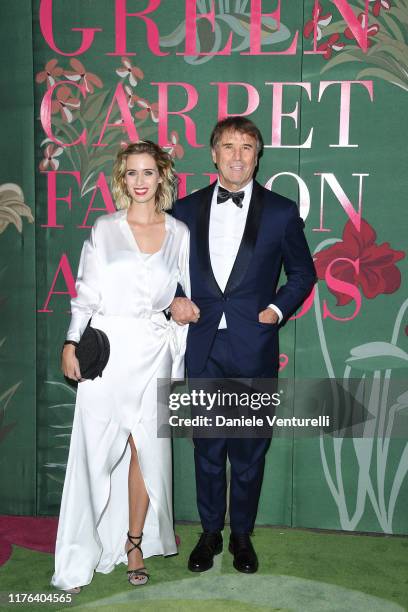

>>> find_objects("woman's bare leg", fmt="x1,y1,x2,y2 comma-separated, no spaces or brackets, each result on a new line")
127,435,149,576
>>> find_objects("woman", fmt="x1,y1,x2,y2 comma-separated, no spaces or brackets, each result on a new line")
52,141,191,592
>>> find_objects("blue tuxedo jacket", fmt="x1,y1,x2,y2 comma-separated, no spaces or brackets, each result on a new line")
172,181,316,376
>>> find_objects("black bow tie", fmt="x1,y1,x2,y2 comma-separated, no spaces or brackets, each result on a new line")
217,186,245,208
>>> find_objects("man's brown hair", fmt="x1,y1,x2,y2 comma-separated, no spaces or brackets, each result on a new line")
210,117,264,155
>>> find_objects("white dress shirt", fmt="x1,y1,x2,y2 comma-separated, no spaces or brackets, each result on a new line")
209,180,283,329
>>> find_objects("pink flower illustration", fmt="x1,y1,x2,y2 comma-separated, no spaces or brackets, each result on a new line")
370,0,391,17
51,86,80,122
304,1,332,41
124,85,139,109
317,33,345,59
112,117,138,138
64,59,103,94
314,218,405,306
113,118,129,132
39,144,64,171
116,57,144,87
344,13,380,46
36,59,63,88
135,98,159,123
164,131,184,159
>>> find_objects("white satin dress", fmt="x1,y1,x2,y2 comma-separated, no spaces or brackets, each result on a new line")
52,209,190,590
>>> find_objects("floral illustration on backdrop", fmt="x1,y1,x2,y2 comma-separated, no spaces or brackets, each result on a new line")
0,183,33,446
36,56,187,498
303,0,408,533
314,218,405,305
303,0,408,92
36,57,184,198
43,381,76,489
160,0,292,64
313,217,407,533
0,183,34,235
35,8,408,531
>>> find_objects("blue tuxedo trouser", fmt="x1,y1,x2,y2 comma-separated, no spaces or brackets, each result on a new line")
189,330,272,534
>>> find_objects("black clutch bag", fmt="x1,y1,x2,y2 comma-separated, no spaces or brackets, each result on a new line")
75,322,110,380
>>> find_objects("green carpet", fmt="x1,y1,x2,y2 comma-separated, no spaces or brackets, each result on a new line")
0,525,407,611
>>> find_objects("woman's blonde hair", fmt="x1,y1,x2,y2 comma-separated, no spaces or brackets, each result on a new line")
111,141,177,212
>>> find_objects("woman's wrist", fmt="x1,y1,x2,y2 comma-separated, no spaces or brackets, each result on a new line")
63,340,78,350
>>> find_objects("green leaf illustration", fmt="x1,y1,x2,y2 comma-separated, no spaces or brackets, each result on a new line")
382,13,405,42
321,50,365,73
356,67,408,90
82,89,110,122
346,342,408,371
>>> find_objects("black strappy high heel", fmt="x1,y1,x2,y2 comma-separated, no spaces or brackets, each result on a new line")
125,532,150,586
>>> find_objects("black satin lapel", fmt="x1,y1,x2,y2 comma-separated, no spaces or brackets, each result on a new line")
225,181,265,295
196,184,223,297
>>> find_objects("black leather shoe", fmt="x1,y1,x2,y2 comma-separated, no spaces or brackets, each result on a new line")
229,533,258,573
188,531,223,572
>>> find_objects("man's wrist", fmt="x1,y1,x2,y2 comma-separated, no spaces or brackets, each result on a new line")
267,304,283,323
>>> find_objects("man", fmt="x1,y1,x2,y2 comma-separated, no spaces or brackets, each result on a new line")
171,117,316,574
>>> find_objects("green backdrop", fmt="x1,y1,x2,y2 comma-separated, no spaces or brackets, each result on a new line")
1,0,407,534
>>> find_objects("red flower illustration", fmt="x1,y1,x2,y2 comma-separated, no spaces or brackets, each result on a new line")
135,98,159,123
344,13,380,46
51,85,80,122
314,218,405,306
370,0,391,17
116,57,144,87
39,144,64,171
36,59,63,88
317,33,345,59
304,1,332,41
164,131,184,159
64,59,103,94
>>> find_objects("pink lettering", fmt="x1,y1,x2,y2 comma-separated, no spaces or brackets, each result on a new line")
94,83,140,146
242,0,298,56
332,0,369,52
40,81,87,147
175,173,194,199
323,257,361,321
314,173,367,232
180,0,233,56
78,173,116,228
264,173,310,220
38,253,76,312
42,171,81,228
108,0,167,56
211,82,260,120
39,0,101,56
319,81,373,147
153,82,203,148
290,286,315,320
266,82,313,148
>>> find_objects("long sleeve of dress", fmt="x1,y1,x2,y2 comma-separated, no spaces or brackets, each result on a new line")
177,226,191,300
66,226,101,342
170,226,190,380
